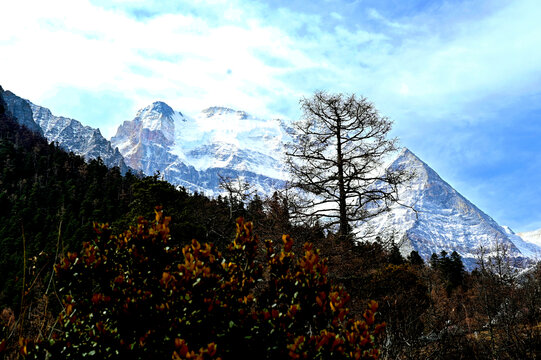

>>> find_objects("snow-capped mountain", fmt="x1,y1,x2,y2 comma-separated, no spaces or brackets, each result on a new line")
111,102,287,195
357,148,540,269
0,88,128,173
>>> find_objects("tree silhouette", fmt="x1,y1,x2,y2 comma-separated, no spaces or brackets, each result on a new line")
285,92,410,240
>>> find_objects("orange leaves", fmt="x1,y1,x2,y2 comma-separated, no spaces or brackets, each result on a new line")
299,249,318,273
329,290,350,314
160,272,176,289
368,300,378,313
91,293,111,305
113,274,124,284
65,303,73,316
45,212,383,359
288,304,300,318
283,234,293,252
240,294,254,305
363,304,377,326
172,339,219,360
316,295,324,308
374,322,385,336
287,335,305,358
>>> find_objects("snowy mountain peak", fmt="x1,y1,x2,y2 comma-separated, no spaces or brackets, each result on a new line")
202,106,250,120
389,148,441,185
358,148,535,269
136,101,176,118
128,101,187,145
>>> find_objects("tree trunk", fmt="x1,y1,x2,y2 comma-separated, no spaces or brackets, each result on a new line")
335,117,348,240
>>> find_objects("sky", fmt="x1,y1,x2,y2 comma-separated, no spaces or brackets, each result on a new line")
1,0,541,232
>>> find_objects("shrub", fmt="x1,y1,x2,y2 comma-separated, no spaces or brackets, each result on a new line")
28,208,384,359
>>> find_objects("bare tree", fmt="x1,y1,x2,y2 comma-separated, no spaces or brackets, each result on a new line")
285,91,409,240
218,175,254,220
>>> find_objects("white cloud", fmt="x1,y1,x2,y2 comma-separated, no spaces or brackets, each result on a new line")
0,0,541,124
2,0,541,129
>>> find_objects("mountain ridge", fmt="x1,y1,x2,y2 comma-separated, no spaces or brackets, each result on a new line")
358,148,539,269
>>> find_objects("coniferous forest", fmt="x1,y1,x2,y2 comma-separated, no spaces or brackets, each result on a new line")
1,93,541,359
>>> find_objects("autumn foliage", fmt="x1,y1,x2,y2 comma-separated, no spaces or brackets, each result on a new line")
23,208,383,359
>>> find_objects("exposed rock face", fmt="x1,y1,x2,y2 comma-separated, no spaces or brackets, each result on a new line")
357,148,539,269
1,90,43,135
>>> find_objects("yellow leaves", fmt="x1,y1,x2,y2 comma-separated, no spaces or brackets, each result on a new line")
18,337,28,356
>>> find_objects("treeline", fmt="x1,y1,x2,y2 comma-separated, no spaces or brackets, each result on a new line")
1,93,541,358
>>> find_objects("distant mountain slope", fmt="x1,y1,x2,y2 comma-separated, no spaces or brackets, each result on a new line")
28,101,129,173
357,148,539,269
517,228,541,248
111,102,287,195
0,87,128,173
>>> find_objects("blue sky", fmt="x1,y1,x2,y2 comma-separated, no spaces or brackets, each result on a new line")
1,0,541,231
